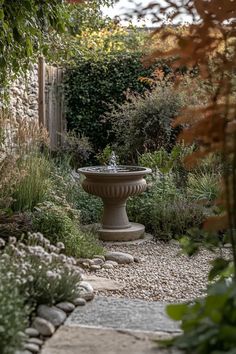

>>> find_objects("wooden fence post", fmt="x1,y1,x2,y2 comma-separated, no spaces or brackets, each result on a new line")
38,56,46,127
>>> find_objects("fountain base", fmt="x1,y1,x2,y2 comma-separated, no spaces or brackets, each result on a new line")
98,222,145,242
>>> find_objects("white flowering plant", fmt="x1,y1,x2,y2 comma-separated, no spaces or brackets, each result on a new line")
0,254,30,354
0,233,82,306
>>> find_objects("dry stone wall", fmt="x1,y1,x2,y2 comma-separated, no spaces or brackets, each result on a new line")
8,64,39,122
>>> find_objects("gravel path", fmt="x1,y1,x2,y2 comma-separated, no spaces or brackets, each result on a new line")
87,240,231,303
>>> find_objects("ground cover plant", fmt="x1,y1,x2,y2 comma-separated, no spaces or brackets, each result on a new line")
0,259,29,354
0,233,82,354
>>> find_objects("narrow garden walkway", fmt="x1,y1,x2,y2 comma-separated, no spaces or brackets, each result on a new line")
41,237,231,354
41,297,181,354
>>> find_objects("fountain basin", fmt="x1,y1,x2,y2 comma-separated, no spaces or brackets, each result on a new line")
78,166,151,241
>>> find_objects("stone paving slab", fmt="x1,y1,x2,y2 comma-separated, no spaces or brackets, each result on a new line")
41,326,181,354
65,297,180,333
83,275,125,291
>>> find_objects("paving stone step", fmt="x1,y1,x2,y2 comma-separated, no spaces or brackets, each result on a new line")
41,327,181,354
65,296,180,333
41,297,181,354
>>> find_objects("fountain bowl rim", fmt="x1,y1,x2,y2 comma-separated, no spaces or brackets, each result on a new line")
78,165,152,177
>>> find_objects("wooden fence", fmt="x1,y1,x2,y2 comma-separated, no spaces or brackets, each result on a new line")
38,56,65,150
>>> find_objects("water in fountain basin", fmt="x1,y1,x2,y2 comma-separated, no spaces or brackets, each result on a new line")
79,151,150,173
81,166,148,173
107,151,118,172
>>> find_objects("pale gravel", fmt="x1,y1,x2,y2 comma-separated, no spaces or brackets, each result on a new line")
88,240,232,303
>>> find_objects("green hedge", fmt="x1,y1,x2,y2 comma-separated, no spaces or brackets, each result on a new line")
64,52,155,152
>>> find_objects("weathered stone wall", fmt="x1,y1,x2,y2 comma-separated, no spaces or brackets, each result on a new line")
9,64,38,122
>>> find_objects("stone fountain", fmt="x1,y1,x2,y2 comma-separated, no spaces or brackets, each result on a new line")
78,152,151,241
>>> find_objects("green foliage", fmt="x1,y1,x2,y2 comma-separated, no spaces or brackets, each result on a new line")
56,132,93,168
151,196,205,241
48,156,103,225
0,0,70,92
0,0,114,97
75,189,103,225
128,145,211,240
96,145,113,165
0,263,29,354
45,0,116,65
12,154,52,212
107,83,186,163
64,52,154,152
128,183,205,241
32,203,103,258
139,144,194,175
187,171,221,204
164,279,236,354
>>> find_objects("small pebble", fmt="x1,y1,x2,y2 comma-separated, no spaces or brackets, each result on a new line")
90,264,101,271
93,255,105,261
56,302,75,313
80,281,94,293
27,338,44,346
23,343,40,353
102,263,114,269
32,317,55,337
92,258,104,266
25,328,39,337
82,262,90,268
73,298,86,306
78,288,94,301
105,260,118,267
77,258,88,264
37,305,66,327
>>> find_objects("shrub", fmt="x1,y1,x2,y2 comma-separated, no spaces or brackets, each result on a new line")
139,144,194,175
64,52,154,152
55,132,93,169
127,175,205,241
127,186,156,231
32,203,103,258
127,174,179,234
151,196,205,241
0,262,29,354
106,83,186,163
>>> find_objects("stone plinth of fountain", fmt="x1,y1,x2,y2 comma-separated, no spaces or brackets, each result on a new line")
78,153,151,242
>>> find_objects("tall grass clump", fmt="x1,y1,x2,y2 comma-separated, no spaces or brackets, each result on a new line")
12,153,52,212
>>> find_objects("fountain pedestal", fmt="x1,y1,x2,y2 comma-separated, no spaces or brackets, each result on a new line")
99,198,145,241
78,166,151,242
